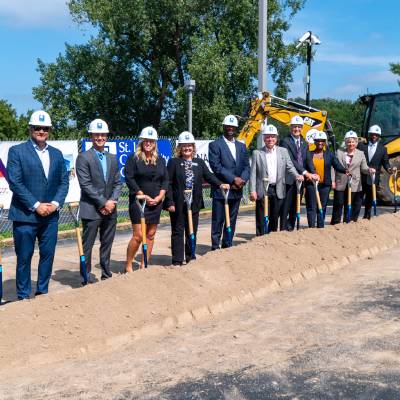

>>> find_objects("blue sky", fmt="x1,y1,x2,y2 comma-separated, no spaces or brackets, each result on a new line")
0,0,399,115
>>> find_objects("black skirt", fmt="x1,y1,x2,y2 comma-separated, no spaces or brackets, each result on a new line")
129,196,163,225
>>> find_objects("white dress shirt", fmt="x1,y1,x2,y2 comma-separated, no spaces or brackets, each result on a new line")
223,136,236,161
265,146,277,184
368,142,377,161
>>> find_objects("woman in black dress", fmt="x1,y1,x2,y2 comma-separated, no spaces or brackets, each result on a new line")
125,127,169,271
165,131,229,266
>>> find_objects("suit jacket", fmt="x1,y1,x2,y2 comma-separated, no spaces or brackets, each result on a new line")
76,148,122,220
305,149,346,187
165,157,221,213
280,135,315,185
208,137,250,200
334,149,369,192
249,146,298,200
7,140,69,223
357,141,390,185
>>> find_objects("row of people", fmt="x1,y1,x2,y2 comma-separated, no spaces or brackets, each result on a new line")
6,110,391,299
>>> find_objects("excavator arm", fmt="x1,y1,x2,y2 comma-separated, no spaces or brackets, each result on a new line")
238,91,331,148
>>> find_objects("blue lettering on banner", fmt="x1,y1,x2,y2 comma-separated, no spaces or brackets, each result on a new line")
81,139,172,180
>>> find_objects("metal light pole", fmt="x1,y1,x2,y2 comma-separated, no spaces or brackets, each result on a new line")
296,31,321,106
258,0,268,93
184,79,196,133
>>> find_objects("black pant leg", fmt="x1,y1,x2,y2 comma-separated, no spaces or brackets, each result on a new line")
222,198,241,247
363,184,372,218
317,184,331,227
184,209,199,262
170,210,185,263
211,198,225,250
82,219,102,273
255,199,264,236
331,190,345,225
352,191,363,222
305,183,316,228
269,186,282,232
281,183,295,231
98,216,117,277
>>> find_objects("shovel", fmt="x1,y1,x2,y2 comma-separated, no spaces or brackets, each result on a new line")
314,180,324,227
0,204,3,303
183,189,196,259
136,195,148,268
296,180,303,230
263,177,270,235
68,202,88,285
347,174,353,223
393,167,398,213
222,188,232,247
371,172,377,217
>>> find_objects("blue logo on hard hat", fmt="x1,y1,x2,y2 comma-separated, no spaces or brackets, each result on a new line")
148,130,153,135
39,114,45,122
97,122,102,129
230,117,234,122
185,134,190,140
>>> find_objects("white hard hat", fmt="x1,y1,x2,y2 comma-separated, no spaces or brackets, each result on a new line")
368,125,381,135
313,130,327,141
344,130,358,140
88,118,109,134
290,115,304,126
305,128,317,144
262,124,278,136
178,131,195,144
139,126,158,140
29,110,52,127
222,115,239,127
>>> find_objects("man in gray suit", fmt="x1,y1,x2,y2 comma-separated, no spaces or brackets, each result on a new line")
76,119,122,282
249,124,304,234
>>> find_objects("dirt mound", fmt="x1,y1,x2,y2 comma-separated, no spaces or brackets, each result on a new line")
1,214,399,374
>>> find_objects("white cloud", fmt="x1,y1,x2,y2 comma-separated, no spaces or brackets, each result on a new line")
316,53,400,66
0,0,71,27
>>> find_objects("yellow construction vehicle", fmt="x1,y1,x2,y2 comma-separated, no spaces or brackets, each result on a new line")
359,92,400,203
238,91,333,148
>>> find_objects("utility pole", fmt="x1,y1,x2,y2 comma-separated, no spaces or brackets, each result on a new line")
258,0,268,93
184,79,196,133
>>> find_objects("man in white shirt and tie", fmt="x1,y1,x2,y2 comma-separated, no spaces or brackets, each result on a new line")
249,124,303,235
358,125,391,219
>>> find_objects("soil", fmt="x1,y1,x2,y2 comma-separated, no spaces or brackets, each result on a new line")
0,213,399,379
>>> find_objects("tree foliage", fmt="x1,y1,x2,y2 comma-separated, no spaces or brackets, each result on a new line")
33,0,306,138
0,100,31,140
390,62,400,86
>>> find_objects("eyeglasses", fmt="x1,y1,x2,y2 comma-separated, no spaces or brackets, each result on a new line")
32,126,50,132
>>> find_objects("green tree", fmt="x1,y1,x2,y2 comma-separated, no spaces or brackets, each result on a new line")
390,62,400,85
34,0,306,138
0,100,19,140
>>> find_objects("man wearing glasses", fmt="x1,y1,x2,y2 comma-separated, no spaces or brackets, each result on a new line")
7,110,69,300
76,119,121,284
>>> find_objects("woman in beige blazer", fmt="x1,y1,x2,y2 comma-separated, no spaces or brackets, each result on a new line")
331,131,375,224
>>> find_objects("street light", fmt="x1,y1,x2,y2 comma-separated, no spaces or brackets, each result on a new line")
296,31,321,105
184,79,196,133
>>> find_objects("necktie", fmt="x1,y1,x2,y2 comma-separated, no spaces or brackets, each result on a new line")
368,144,374,161
296,140,303,165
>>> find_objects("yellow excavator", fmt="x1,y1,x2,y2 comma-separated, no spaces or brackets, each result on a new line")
238,91,400,204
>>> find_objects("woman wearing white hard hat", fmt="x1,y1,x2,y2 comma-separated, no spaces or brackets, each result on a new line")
304,129,346,228
331,130,375,224
164,131,229,266
124,126,169,271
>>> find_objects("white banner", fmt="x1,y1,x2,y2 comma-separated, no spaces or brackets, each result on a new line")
0,141,80,209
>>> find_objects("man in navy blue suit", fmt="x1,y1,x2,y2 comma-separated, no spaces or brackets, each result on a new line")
209,114,250,249
7,110,69,300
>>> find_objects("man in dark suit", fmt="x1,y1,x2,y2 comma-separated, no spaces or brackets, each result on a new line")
280,115,318,231
76,119,121,282
7,110,69,300
358,124,391,219
209,114,250,249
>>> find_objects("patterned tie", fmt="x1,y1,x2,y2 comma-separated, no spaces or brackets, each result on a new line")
296,140,303,165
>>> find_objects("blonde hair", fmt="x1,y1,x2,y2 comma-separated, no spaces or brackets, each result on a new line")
135,139,158,165
174,143,197,158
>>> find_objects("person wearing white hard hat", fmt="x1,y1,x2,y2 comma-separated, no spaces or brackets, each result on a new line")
280,115,319,231
124,126,169,271
304,130,346,228
208,114,250,249
357,124,391,219
249,124,303,234
164,132,229,265
76,118,122,283
7,110,69,299
331,130,375,224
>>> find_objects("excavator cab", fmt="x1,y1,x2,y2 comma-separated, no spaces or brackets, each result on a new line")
359,92,400,203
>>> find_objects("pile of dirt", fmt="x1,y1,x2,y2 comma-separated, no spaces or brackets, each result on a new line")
1,214,399,373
